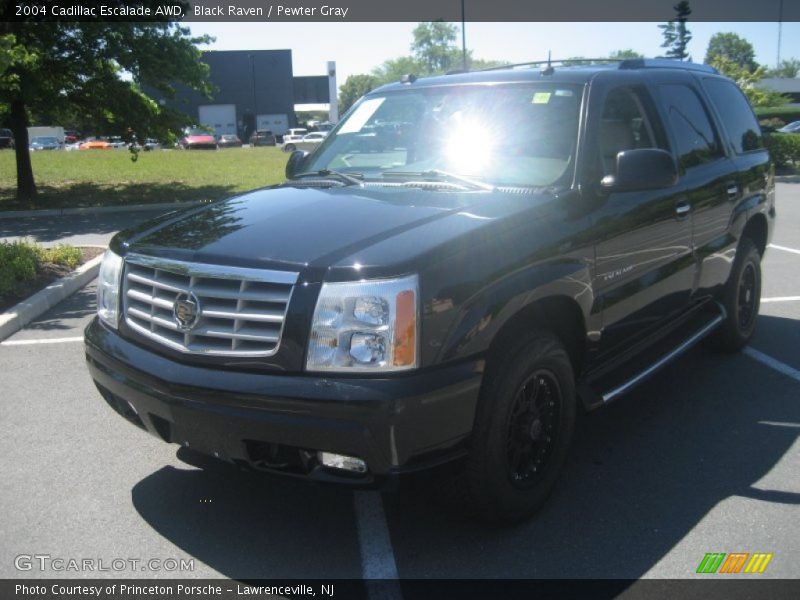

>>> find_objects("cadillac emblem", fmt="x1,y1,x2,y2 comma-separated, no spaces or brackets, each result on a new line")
173,292,201,331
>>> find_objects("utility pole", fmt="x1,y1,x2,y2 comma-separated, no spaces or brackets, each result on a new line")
461,0,467,70
777,0,784,67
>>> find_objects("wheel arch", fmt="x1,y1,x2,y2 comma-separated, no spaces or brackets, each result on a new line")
741,212,768,257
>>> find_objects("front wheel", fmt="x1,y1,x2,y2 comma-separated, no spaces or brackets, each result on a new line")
709,237,762,352
448,332,576,522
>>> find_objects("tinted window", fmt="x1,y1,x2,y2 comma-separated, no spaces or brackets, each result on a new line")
660,84,724,169
703,78,763,153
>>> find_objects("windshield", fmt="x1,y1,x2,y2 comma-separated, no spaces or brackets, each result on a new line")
305,82,583,187
33,137,58,144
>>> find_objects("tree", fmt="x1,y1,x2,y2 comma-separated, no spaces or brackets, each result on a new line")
338,74,380,113
372,56,428,84
609,49,644,60
0,10,212,205
766,58,800,79
710,56,789,108
705,32,758,72
411,21,462,74
659,1,692,61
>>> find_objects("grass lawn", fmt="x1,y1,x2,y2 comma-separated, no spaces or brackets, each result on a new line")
0,147,288,211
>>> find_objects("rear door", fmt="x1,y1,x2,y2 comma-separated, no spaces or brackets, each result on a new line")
655,79,738,299
699,77,771,291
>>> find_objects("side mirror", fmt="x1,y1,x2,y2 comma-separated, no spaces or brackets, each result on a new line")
601,148,678,193
285,150,309,180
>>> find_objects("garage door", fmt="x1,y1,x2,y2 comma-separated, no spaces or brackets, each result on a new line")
256,114,289,136
198,104,237,137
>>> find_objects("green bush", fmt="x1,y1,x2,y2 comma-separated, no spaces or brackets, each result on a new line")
0,241,40,297
0,240,83,300
37,244,82,269
764,132,800,168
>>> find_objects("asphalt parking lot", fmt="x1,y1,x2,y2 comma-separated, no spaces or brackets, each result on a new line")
1,183,799,583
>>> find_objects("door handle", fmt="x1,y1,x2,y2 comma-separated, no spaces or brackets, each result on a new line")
675,201,691,217
727,184,739,199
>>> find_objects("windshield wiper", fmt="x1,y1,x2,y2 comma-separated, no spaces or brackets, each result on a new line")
382,169,495,191
292,169,364,187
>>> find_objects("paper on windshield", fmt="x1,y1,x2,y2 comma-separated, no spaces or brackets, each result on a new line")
338,97,386,134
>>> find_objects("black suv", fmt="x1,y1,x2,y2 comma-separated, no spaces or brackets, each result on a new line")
0,128,14,149
85,59,774,521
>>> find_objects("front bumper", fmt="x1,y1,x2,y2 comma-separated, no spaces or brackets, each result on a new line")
85,318,482,485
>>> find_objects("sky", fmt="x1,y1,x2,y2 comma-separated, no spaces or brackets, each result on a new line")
187,21,800,108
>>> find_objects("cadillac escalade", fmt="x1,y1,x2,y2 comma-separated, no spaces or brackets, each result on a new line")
85,58,775,521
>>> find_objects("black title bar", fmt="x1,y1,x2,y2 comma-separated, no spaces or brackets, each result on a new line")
4,0,800,22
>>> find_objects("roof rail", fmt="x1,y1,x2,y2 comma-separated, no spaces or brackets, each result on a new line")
476,57,719,75
478,58,621,72
618,58,719,74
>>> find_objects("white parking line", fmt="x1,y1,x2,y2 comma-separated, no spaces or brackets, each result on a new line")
769,243,800,256
761,296,800,303
354,491,402,598
0,336,84,346
743,346,800,385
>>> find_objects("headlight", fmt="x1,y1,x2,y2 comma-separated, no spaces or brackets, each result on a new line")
306,275,418,372
96,249,123,329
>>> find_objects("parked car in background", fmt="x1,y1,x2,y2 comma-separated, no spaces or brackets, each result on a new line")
142,139,162,151
29,136,61,151
0,128,15,149
180,128,217,150
106,136,127,149
79,139,112,150
249,130,276,147
777,120,800,134
64,130,81,144
218,134,243,148
282,131,328,153
280,128,308,146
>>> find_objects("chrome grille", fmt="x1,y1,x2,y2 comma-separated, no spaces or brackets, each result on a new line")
122,253,297,356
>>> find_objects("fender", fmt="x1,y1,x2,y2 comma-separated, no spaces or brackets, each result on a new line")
435,259,594,364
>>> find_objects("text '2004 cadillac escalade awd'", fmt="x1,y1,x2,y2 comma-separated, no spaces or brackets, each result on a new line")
85,58,775,521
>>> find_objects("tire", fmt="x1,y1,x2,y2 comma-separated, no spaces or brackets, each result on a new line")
708,236,762,352
445,331,576,523
285,144,296,153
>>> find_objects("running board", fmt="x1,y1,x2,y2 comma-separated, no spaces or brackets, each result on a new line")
581,303,726,407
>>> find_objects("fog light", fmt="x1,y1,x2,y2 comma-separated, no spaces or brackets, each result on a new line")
318,451,368,474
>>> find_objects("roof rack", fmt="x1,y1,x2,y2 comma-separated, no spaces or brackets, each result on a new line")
476,57,718,75
478,58,620,72
618,58,718,74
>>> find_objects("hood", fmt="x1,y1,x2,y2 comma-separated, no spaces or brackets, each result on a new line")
122,184,504,271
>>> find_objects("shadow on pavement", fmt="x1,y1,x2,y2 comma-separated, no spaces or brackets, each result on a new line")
129,315,800,580
383,318,800,578
131,448,363,579
25,285,97,331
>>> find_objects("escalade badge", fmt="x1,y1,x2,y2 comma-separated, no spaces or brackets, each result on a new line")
173,292,201,331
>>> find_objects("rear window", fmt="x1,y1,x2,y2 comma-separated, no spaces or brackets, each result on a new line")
702,78,764,154
659,84,724,170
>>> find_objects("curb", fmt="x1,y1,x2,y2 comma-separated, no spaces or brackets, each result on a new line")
0,253,104,342
0,201,203,220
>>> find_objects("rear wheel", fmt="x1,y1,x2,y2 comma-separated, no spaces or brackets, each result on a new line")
285,143,296,153
446,331,576,522
709,237,761,352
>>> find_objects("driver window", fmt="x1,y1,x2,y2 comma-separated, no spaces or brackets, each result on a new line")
599,87,665,177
